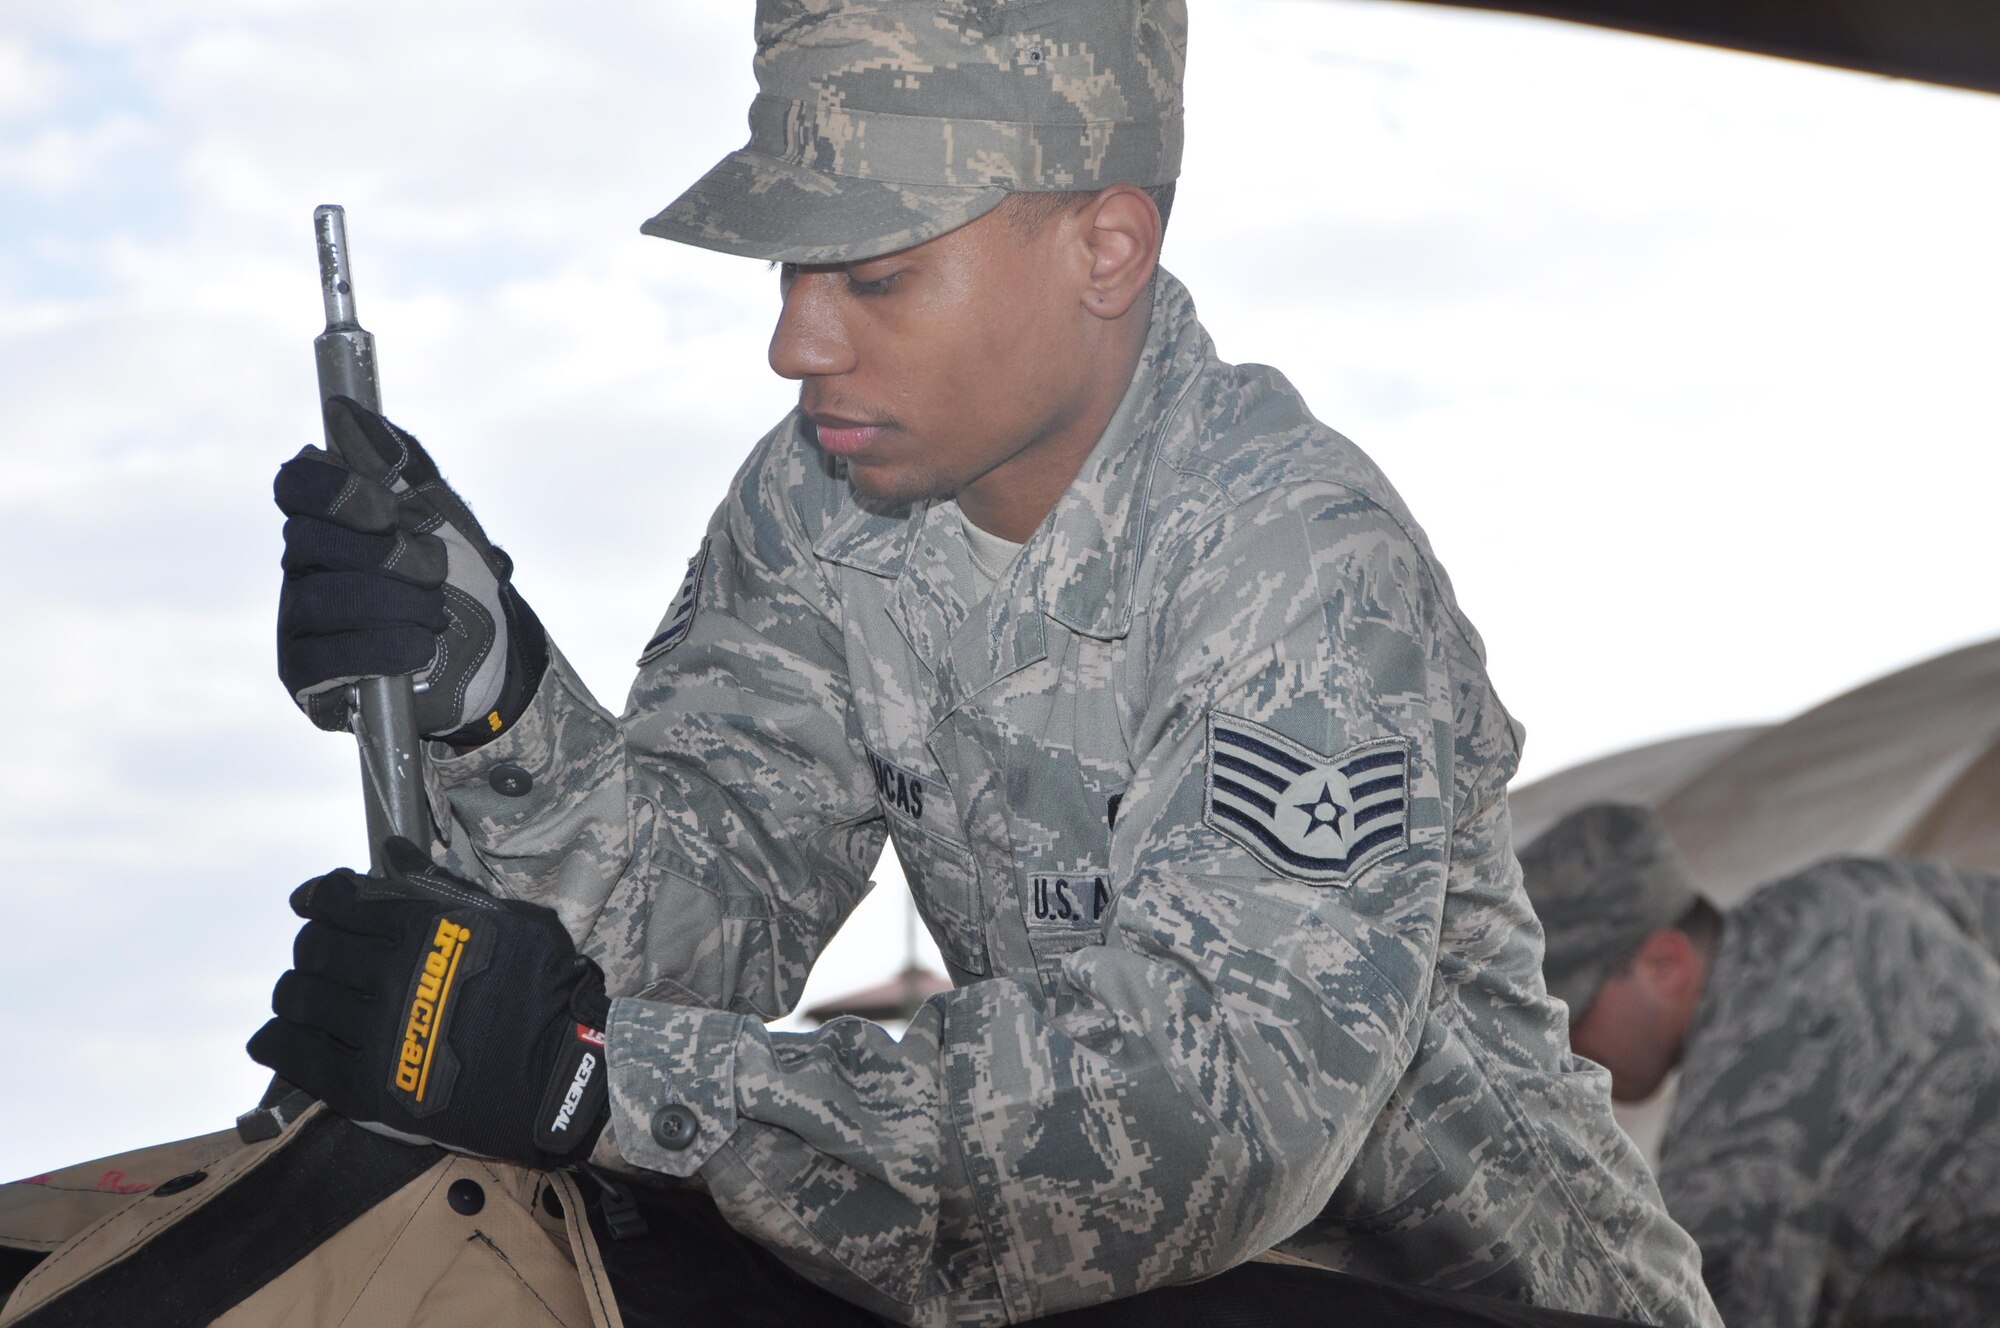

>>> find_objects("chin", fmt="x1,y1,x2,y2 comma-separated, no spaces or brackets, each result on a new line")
1609,1068,1668,1103
845,463,943,508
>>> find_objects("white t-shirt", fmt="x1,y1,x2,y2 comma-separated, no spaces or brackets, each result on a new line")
956,502,1025,595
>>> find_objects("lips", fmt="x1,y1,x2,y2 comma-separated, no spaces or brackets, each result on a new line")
807,412,887,459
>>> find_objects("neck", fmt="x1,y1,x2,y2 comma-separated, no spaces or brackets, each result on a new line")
958,298,1152,542
1663,943,1713,1067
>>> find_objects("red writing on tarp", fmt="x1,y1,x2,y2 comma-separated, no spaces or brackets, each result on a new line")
96,1170,151,1194
6,1170,151,1191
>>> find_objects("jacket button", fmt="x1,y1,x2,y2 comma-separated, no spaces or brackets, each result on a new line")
448,1178,486,1215
488,763,533,797
650,1104,700,1151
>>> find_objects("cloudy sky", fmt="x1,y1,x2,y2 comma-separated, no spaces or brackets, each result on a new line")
2,1,1996,1180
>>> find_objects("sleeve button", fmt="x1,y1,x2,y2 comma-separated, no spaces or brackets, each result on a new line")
650,1104,700,1151
488,763,533,797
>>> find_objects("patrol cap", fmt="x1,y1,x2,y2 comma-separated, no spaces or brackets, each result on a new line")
1518,803,1699,1015
644,0,1188,264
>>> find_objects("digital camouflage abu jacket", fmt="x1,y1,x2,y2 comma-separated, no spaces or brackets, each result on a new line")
426,272,1718,1328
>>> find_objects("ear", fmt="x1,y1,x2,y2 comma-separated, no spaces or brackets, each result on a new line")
1633,927,1700,1001
1075,184,1162,321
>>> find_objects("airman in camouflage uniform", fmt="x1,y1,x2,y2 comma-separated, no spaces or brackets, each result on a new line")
247,3,1718,1325
1522,804,2000,1326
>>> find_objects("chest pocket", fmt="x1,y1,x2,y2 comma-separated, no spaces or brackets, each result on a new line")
865,745,988,979
891,821,989,979
1023,870,1114,997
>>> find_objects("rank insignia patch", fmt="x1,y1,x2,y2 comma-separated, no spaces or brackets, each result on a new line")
638,538,710,662
1204,714,1410,886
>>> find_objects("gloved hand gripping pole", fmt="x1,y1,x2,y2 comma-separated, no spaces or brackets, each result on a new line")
240,210,435,1143
312,205,431,869
239,209,438,1143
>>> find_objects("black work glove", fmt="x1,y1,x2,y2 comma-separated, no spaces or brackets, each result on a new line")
247,839,612,1169
275,396,547,746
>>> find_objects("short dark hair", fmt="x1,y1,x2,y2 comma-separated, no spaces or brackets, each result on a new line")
1605,895,1722,984
1006,181,1177,237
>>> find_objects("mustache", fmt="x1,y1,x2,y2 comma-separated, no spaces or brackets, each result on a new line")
798,390,899,431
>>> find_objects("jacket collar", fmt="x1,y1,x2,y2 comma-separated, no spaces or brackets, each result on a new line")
810,464,921,579
1027,268,1207,640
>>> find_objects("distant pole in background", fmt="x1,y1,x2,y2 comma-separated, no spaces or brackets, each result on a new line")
802,882,952,1025
902,883,921,1011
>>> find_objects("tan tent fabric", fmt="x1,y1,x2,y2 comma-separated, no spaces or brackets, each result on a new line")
1512,636,2000,907
216,1157,607,1328
0,1106,621,1328
1510,727,1768,852
0,1130,243,1258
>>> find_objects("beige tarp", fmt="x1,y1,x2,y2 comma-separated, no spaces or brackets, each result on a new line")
1512,635,2000,907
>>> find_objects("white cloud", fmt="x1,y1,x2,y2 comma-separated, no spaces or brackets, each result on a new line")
0,38,65,120
0,113,154,192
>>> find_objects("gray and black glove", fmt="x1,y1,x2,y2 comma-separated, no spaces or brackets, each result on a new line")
275,397,546,745
247,839,612,1169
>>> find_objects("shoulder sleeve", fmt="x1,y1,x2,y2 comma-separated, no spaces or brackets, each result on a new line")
1116,477,1462,1043
1826,856,2000,964
428,420,887,1018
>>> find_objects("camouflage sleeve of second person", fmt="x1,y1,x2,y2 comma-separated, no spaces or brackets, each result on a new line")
426,423,887,1019
469,473,1460,1324
1658,862,2000,1326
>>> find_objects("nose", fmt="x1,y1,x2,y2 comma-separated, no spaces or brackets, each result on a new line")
768,270,856,381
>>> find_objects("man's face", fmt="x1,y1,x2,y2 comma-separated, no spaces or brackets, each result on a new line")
1567,967,1681,1102
768,200,1120,530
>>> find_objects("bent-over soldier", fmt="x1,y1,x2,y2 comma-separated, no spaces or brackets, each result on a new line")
1521,803,2000,1327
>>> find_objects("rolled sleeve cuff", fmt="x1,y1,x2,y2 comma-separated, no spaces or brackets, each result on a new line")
426,647,606,836
602,996,747,1178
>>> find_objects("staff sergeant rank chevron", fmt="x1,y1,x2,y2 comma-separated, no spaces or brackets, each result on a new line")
639,537,710,660
1204,715,1411,886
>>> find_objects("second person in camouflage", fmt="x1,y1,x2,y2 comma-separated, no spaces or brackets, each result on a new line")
1521,804,2000,1326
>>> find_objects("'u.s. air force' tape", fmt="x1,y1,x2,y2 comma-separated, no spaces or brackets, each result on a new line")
1204,713,1410,886
638,537,711,663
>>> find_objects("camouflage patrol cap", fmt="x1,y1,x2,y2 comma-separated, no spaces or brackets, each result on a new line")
1518,804,1699,1015
644,0,1188,264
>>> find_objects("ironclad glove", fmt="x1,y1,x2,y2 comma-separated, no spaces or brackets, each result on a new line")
247,839,612,1169
275,396,547,746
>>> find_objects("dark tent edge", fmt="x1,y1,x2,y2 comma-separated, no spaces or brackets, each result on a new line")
1401,0,2000,95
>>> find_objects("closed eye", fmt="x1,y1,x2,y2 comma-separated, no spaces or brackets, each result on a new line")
846,272,898,297
770,261,899,296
